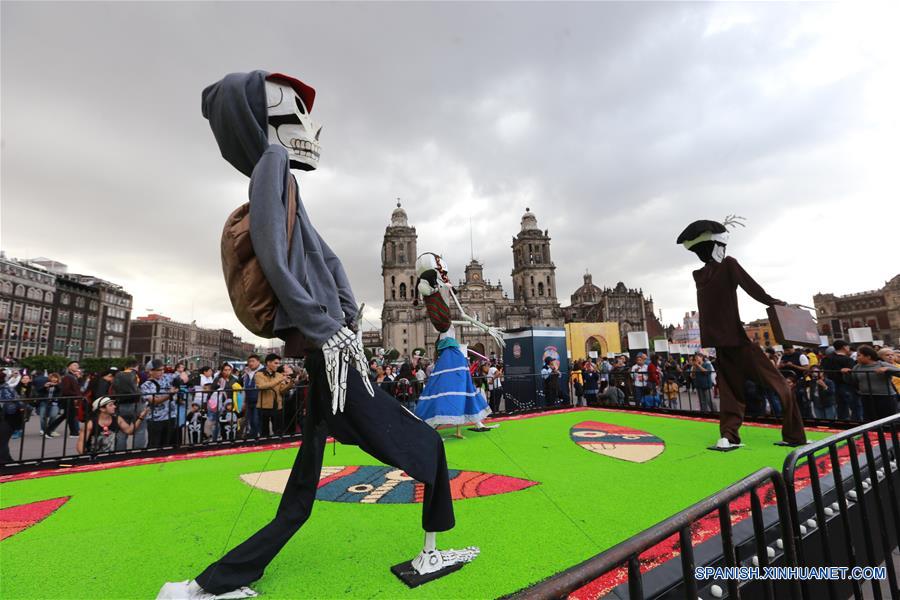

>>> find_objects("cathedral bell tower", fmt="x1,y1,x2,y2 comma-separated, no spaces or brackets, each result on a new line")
380,202,427,356
511,208,558,306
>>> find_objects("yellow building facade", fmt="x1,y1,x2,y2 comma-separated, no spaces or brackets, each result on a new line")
565,322,622,360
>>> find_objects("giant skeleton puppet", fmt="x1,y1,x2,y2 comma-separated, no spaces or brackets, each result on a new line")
158,71,477,600
676,217,806,451
413,253,502,438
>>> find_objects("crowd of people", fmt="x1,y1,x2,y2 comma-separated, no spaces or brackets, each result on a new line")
1,341,897,463
561,341,899,423
0,352,507,463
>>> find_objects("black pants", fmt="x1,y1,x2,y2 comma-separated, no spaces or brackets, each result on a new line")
147,419,174,448
489,388,502,413
195,352,455,594
48,399,81,436
860,394,898,423
259,409,283,437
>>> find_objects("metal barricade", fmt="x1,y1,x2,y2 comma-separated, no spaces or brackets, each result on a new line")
782,413,900,600
510,468,800,600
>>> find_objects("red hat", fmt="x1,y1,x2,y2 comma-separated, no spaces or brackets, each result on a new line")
266,72,316,112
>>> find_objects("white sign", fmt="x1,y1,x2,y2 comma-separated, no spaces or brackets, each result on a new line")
819,335,830,347
874,340,884,346
773,345,784,352
627,331,650,349
607,352,616,359
588,351,598,358
848,327,873,343
653,339,669,353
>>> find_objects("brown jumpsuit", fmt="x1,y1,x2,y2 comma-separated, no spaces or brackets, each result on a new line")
694,256,806,445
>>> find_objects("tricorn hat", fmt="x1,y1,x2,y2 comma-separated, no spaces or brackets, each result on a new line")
676,215,745,249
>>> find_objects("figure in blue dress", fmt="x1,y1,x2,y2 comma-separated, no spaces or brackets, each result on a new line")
413,253,504,439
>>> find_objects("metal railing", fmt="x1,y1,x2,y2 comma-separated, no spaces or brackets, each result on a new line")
0,385,310,469
509,468,800,600
782,413,900,600
3,367,896,468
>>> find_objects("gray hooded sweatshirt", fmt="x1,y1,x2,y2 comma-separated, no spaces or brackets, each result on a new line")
202,71,356,346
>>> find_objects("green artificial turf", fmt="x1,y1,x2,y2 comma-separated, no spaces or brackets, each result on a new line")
0,409,831,599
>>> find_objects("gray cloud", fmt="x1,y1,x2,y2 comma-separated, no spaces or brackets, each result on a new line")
3,2,897,344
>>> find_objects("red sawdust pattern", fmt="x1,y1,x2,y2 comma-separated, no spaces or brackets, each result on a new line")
316,466,359,489
570,435,874,599
574,422,656,436
0,497,71,541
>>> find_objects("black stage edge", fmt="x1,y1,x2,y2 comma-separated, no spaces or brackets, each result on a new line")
390,560,465,588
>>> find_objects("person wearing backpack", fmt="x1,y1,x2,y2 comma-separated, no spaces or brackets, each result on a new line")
114,359,147,450
160,71,475,600
0,371,23,463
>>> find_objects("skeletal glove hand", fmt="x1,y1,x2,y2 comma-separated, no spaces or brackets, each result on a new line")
455,315,506,350
322,327,374,414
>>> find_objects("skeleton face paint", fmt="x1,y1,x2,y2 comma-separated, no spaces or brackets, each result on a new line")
712,243,727,263
265,79,322,171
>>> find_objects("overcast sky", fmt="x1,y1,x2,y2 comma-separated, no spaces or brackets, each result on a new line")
2,2,898,346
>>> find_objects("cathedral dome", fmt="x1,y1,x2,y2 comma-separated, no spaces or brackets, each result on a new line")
390,201,408,227
520,207,539,231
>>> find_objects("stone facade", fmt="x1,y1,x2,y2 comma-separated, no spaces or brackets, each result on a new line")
0,255,132,361
128,314,247,369
380,205,562,359
563,273,664,347
813,274,900,346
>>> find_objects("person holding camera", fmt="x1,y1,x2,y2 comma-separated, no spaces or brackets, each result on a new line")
805,368,836,420
77,396,150,455
690,352,715,412
255,353,293,437
142,360,174,448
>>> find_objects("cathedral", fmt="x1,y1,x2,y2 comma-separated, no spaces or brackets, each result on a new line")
564,273,665,343
380,203,563,358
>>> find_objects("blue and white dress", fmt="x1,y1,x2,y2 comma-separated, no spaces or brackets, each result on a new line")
415,338,491,427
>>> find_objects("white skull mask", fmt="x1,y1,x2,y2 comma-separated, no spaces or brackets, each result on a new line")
265,78,322,171
711,242,727,263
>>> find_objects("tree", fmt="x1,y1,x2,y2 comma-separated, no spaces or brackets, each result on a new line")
18,355,68,374
80,357,131,374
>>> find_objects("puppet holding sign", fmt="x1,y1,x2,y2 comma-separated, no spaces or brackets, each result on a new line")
158,71,477,600
676,217,806,450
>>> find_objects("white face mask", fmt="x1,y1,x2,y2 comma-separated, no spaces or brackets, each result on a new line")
712,243,727,263
265,80,322,171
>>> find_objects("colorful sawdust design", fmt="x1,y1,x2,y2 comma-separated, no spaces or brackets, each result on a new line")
0,497,70,541
570,420,665,463
240,465,539,503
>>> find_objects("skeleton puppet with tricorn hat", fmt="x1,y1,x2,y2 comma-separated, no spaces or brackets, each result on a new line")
676,216,806,451
158,71,478,600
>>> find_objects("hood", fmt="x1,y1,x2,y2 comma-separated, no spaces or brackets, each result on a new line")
201,70,271,177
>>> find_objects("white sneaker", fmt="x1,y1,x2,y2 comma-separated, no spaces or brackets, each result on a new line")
157,580,257,600
715,437,744,449
411,547,480,575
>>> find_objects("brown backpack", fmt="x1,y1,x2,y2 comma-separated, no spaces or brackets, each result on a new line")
221,173,297,338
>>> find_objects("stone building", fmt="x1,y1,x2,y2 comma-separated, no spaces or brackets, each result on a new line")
380,205,563,358
128,314,239,368
813,274,900,346
563,273,664,347
0,256,56,360
744,318,775,348
0,255,132,361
